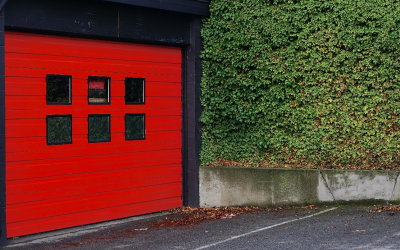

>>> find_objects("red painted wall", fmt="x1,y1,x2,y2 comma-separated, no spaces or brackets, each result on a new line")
5,32,182,237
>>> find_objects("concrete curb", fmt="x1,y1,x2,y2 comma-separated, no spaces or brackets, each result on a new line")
199,167,400,207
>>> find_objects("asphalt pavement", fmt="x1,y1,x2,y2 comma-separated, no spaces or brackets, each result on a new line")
3,205,400,250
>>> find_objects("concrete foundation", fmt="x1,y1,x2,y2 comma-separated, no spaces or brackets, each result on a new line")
199,167,400,207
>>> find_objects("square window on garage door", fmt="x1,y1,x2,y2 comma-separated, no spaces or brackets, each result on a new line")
125,114,145,140
46,115,72,145
125,78,145,104
46,75,72,104
88,76,110,104
88,114,111,143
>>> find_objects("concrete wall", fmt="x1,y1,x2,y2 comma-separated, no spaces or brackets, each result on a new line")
199,167,400,207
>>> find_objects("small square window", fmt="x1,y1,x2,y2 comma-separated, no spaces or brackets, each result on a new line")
125,114,145,140
46,75,71,104
88,76,110,104
125,78,145,104
88,114,111,143
47,115,72,145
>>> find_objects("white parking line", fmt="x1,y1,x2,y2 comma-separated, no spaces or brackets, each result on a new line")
194,207,338,250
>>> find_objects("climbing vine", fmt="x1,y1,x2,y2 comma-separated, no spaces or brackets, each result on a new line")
201,0,400,169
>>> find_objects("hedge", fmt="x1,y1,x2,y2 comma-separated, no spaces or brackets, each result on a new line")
200,0,400,169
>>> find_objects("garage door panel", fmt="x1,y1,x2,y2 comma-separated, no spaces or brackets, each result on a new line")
7,150,182,180
7,198,182,238
6,55,182,75
6,131,181,150
7,164,181,195
6,116,181,138
6,143,182,170
6,78,181,97
5,78,46,96
7,174,182,205
5,96,182,110
147,116,183,131
6,108,182,119
6,133,181,148
6,141,182,162
8,182,182,223
7,31,182,52
7,147,181,168
6,68,182,83
5,32,183,237
7,135,182,152
148,84,182,97
8,125,179,143
7,40,182,64
8,159,182,182
5,31,181,57
6,103,182,112
6,131,181,144
7,133,182,154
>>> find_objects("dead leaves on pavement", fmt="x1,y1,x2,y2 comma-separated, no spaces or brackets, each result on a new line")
150,205,319,228
370,205,400,214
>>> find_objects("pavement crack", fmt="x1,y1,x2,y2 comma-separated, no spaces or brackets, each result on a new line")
320,171,337,202
389,171,400,202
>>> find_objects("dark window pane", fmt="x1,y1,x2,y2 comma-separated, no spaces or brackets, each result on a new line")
125,78,145,104
125,114,145,140
47,115,72,145
88,115,111,142
88,77,110,104
47,75,71,104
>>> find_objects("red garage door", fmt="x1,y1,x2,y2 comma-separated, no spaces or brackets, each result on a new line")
5,32,182,238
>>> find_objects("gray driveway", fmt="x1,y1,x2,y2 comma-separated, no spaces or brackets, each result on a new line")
4,205,400,250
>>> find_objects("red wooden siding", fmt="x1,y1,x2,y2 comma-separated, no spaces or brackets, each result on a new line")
5,31,182,238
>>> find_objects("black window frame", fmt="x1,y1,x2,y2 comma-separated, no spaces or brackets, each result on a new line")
87,76,111,105
87,114,111,143
46,114,73,145
46,74,72,105
125,113,146,140
125,77,145,104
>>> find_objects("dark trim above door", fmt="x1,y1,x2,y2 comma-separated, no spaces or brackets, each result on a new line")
104,0,210,16
0,0,210,15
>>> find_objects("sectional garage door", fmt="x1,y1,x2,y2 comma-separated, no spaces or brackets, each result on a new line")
5,32,183,237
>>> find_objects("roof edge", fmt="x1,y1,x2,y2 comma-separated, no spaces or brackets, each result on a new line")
104,0,210,16
0,0,210,16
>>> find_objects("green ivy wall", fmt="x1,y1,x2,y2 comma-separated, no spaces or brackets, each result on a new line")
200,0,400,169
